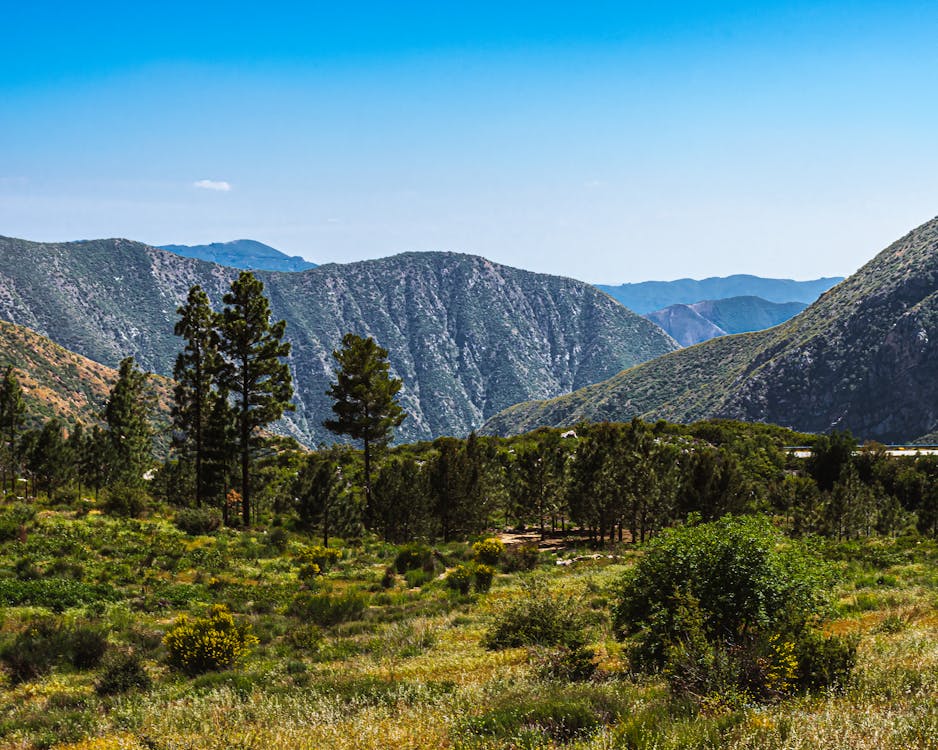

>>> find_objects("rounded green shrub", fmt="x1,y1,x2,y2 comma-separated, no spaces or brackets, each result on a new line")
95,649,152,695
163,605,258,675
473,564,496,593
613,514,844,700
394,543,433,574
174,507,222,535
446,564,473,595
483,577,587,650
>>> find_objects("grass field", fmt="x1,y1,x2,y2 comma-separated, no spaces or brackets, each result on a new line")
2,497,938,749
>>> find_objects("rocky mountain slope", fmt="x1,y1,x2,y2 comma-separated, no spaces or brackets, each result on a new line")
645,296,807,346
0,237,677,445
483,216,938,443
597,274,842,314
0,319,170,429
159,240,317,272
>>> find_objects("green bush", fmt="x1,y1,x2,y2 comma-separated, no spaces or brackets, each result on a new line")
482,577,587,650
285,623,323,652
288,588,368,626
614,515,847,701
103,483,149,517
445,564,473,595
0,621,61,683
297,544,342,571
95,649,152,695
473,564,496,593
163,605,258,675
531,644,597,682
0,619,108,683
174,507,222,535
472,537,505,566
405,567,435,588
459,684,627,744
0,516,22,542
67,624,109,669
795,629,859,692
614,515,831,671
394,543,433,574
502,544,540,572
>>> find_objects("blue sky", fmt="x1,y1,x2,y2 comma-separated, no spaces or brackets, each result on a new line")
3,1,938,282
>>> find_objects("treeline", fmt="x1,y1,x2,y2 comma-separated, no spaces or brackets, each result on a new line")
4,265,938,547
0,358,155,506
293,420,938,545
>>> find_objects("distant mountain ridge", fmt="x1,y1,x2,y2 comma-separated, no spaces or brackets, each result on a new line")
159,239,317,272
645,296,808,347
483,215,938,443
596,274,843,314
0,237,677,446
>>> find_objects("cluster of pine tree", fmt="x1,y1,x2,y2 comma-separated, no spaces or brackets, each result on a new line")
293,418,938,546
0,358,155,503
170,273,293,526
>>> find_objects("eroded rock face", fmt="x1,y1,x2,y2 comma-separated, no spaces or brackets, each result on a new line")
0,237,677,446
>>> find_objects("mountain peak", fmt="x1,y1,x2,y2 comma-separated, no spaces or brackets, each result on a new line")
159,239,317,272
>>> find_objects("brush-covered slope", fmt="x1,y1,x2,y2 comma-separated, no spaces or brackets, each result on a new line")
0,237,677,445
160,240,317,272
646,296,807,346
597,275,842,314
484,216,938,443
0,319,170,429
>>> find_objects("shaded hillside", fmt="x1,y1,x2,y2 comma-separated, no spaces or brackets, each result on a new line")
483,215,938,443
0,237,677,445
160,240,317,272
0,319,171,430
646,296,807,346
597,275,842,314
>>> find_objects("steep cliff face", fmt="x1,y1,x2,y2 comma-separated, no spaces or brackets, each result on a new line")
0,237,677,445
484,216,938,443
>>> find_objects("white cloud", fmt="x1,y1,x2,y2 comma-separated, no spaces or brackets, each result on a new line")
193,179,231,192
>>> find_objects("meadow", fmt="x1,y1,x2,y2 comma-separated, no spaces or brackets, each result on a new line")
2,494,938,750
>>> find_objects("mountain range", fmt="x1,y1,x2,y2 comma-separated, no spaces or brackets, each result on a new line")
0,236,677,445
483,215,938,443
645,296,808,347
159,239,317,272
596,274,843,314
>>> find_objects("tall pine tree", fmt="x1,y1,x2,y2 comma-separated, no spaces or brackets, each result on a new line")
173,285,219,506
324,333,405,530
216,272,294,526
104,357,155,487
0,366,25,495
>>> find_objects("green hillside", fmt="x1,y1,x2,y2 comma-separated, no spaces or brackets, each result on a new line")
0,237,677,445
484,215,938,443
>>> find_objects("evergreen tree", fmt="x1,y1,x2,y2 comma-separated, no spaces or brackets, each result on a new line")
294,447,348,545
81,425,111,500
202,393,238,523
67,423,86,499
0,366,25,495
172,285,219,507
216,271,294,526
103,357,155,487
373,453,431,543
324,333,405,529
27,419,72,496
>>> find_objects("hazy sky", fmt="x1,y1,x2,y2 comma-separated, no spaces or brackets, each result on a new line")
3,1,938,282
